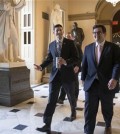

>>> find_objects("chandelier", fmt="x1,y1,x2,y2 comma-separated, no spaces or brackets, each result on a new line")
106,0,120,6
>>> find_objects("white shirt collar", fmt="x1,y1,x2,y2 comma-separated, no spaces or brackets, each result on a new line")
56,37,64,43
96,40,105,47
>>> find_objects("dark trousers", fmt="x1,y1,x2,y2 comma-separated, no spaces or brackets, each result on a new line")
84,79,115,134
58,73,79,101
43,72,76,126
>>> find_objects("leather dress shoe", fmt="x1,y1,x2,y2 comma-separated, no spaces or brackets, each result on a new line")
57,99,64,104
69,112,76,121
36,125,51,132
104,127,112,134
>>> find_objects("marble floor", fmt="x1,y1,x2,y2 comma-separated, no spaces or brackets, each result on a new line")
0,83,120,134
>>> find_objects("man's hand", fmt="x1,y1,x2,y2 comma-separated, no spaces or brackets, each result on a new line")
74,66,79,73
58,57,67,66
34,64,42,71
108,78,117,90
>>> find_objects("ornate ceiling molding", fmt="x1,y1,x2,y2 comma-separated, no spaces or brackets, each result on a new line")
96,20,112,25
68,13,96,21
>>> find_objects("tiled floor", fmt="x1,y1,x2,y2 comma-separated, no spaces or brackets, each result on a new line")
0,83,120,134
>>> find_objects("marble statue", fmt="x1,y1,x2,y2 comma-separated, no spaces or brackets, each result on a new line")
49,4,63,42
0,0,25,62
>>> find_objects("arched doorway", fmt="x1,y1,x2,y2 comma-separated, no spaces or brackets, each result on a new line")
112,10,120,46
95,0,120,42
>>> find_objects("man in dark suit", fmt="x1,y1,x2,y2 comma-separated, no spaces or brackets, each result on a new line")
81,24,120,134
57,50,82,105
34,24,79,132
57,32,83,106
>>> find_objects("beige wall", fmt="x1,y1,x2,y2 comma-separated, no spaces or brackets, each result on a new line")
68,0,98,14
34,0,51,83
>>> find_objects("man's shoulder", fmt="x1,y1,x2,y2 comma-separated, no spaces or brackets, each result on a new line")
50,40,56,44
86,42,95,47
105,41,120,50
48,40,56,48
77,27,83,31
84,42,94,51
65,38,74,43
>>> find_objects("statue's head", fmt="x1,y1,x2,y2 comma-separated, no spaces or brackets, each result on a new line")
54,4,60,10
73,22,78,29
54,4,62,11
12,0,20,5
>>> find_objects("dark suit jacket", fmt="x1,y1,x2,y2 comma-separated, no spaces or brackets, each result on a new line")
81,41,120,93
75,44,83,71
40,38,79,82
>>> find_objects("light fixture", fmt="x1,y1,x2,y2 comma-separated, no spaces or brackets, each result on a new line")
106,0,120,6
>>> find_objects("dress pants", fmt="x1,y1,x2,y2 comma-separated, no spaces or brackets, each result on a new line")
58,73,79,102
43,71,76,126
84,79,115,134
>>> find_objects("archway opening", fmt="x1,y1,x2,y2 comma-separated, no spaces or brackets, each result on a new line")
112,10,120,46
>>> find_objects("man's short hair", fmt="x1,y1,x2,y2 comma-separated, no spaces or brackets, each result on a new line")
93,24,106,33
54,24,63,30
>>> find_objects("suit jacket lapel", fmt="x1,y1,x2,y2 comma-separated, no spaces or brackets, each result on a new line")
92,43,97,66
61,38,66,56
99,41,107,64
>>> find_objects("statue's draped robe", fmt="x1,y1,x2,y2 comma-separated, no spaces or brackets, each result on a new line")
0,0,25,55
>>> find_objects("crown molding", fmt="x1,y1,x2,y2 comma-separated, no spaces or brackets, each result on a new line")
68,13,96,21
96,20,112,25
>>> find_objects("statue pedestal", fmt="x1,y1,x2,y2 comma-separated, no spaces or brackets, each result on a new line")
0,62,33,106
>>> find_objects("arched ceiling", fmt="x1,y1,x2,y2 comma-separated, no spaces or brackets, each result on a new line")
95,0,120,21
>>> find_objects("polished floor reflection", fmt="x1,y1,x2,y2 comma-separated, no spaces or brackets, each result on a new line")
0,83,120,134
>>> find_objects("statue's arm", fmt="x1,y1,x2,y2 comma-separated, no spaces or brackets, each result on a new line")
4,2,12,11
0,2,11,11
14,0,26,11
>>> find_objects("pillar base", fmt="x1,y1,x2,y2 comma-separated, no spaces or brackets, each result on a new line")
0,62,33,106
